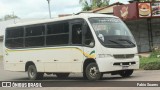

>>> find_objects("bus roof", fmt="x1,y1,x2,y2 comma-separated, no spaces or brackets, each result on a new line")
7,13,118,28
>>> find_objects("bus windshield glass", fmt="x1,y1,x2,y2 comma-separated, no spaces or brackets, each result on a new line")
89,17,136,48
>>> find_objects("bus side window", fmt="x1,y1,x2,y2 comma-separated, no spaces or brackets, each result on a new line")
84,25,94,47
72,24,82,44
5,27,24,48
25,25,45,47
46,22,69,46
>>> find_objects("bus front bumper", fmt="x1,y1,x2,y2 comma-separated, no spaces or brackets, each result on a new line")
96,56,139,73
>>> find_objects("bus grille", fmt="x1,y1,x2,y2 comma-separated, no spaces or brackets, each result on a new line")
113,54,134,59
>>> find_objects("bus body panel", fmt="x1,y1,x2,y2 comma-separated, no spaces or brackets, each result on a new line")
4,46,86,73
4,45,139,73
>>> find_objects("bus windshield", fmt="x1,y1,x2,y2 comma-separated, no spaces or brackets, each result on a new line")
89,17,136,48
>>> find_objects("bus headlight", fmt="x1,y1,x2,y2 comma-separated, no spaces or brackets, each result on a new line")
98,54,113,58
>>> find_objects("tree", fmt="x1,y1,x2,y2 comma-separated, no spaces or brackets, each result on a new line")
82,1,92,11
4,14,19,21
80,0,110,11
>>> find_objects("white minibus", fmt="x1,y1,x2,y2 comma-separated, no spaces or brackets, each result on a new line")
3,13,139,80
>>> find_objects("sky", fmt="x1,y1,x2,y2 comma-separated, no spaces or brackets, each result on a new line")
0,0,130,19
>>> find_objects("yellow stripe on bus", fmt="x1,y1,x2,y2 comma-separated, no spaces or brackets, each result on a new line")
5,47,96,58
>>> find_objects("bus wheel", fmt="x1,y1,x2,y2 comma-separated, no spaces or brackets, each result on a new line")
56,73,69,79
27,65,44,80
119,70,133,77
83,72,87,79
85,63,102,81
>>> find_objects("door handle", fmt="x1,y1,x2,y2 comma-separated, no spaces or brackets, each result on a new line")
74,59,79,61
37,60,41,62
54,60,58,61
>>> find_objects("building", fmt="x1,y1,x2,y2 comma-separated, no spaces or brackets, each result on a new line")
113,2,160,52
58,14,72,17
90,2,124,14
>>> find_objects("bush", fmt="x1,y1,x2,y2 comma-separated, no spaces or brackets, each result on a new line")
140,57,160,70
150,50,160,58
143,62,160,70
140,49,160,70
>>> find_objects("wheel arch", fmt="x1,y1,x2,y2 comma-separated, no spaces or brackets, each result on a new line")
25,61,36,72
83,58,97,72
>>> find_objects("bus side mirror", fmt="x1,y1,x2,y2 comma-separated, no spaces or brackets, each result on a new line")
89,41,95,47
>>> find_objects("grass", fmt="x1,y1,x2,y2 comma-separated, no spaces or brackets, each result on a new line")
150,50,160,58
140,56,160,70
139,49,160,70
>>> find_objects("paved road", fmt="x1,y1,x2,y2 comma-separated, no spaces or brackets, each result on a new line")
0,57,160,90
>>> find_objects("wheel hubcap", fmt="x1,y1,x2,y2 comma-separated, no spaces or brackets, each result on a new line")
30,69,35,77
89,67,98,77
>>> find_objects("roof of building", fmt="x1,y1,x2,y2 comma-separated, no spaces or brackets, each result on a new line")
90,2,124,13
58,14,73,17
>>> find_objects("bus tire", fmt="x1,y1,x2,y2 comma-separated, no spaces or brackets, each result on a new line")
85,63,102,81
27,65,44,80
83,72,87,79
56,73,69,79
119,70,133,77
100,73,104,80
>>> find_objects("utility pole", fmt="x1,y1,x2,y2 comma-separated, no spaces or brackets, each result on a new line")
13,12,16,24
47,0,52,19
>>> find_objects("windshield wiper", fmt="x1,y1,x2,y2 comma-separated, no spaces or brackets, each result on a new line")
108,40,126,48
117,39,135,46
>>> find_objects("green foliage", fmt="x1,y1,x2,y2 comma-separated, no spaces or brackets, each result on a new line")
82,1,92,11
79,0,110,11
143,62,160,70
140,57,160,70
150,50,160,58
0,14,19,21
4,14,19,21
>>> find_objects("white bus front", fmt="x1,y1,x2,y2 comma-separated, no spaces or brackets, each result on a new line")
84,17,139,80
